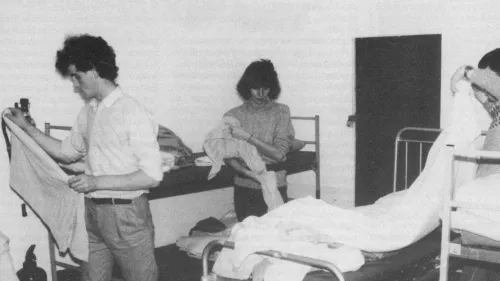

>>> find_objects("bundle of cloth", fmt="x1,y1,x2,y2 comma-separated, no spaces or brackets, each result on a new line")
2,110,88,261
203,116,284,211
211,81,490,281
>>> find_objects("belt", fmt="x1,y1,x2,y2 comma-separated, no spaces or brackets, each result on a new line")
90,198,133,205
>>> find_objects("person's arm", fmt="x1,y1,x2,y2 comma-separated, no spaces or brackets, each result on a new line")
228,106,294,162
68,170,160,193
4,108,75,163
451,65,500,103
224,158,259,182
230,126,285,162
468,67,500,101
68,104,162,193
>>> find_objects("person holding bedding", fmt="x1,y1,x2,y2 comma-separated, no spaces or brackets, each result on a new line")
224,59,295,222
451,48,500,281
5,34,162,281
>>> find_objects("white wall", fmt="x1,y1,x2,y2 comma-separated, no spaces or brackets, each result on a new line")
0,1,351,278
3,0,500,279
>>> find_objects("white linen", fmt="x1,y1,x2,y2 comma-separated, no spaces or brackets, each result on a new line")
452,174,500,241
2,110,88,261
0,231,18,281
203,116,283,210
212,81,485,281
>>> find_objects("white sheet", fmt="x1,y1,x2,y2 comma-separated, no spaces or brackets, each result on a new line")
2,111,88,261
0,231,18,281
212,81,486,281
452,174,500,241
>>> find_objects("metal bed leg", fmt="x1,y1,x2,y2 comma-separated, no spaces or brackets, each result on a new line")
49,236,58,281
439,145,455,281
315,115,320,199
201,240,345,281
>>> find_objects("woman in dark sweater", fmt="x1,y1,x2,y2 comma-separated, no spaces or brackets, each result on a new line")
224,59,295,221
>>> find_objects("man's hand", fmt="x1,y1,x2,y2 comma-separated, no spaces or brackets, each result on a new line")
229,126,251,141
451,65,473,93
68,175,98,193
4,107,30,130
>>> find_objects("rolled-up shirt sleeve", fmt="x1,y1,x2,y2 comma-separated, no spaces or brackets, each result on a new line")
60,107,88,162
128,105,163,182
273,105,294,159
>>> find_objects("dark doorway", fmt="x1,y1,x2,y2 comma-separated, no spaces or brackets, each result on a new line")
355,34,441,206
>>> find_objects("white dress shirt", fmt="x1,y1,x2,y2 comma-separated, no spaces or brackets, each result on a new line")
61,87,162,199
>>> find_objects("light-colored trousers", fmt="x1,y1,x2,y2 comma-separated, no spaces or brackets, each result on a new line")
83,195,158,281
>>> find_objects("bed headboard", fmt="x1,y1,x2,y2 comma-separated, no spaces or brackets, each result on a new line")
392,127,442,193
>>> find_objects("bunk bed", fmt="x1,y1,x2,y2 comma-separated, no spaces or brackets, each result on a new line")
200,127,448,281
43,115,321,281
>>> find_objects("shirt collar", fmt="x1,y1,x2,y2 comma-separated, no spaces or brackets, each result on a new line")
88,86,123,110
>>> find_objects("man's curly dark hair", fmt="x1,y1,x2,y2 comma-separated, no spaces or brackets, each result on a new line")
236,59,281,100
55,34,119,82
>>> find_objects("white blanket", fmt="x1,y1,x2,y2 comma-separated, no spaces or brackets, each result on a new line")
2,111,88,261
452,174,500,241
203,116,283,211
0,231,18,281
213,81,487,281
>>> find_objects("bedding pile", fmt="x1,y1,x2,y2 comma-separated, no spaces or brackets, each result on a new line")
203,116,284,211
212,81,489,281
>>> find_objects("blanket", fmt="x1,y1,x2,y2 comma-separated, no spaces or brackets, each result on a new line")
212,81,486,281
0,231,18,281
2,110,88,261
203,116,283,211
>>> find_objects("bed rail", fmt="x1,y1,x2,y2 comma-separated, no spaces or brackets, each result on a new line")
439,146,500,281
392,127,442,192
201,240,345,281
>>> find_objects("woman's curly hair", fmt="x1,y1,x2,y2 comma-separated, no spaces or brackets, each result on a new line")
236,59,281,100
55,34,119,82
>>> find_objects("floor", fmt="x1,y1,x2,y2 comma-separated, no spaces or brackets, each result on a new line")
56,245,466,281
57,244,204,281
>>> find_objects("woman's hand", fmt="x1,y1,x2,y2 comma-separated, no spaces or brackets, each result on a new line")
229,126,251,141
451,65,474,93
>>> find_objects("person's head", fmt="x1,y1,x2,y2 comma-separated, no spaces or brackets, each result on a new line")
55,34,119,100
478,48,500,75
236,59,281,103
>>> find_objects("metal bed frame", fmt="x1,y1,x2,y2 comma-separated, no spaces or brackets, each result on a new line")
439,144,500,281
201,126,444,281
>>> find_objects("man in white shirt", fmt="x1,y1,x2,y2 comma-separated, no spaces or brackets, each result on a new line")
6,34,163,281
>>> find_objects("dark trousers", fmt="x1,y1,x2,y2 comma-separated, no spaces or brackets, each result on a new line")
234,185,288,222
